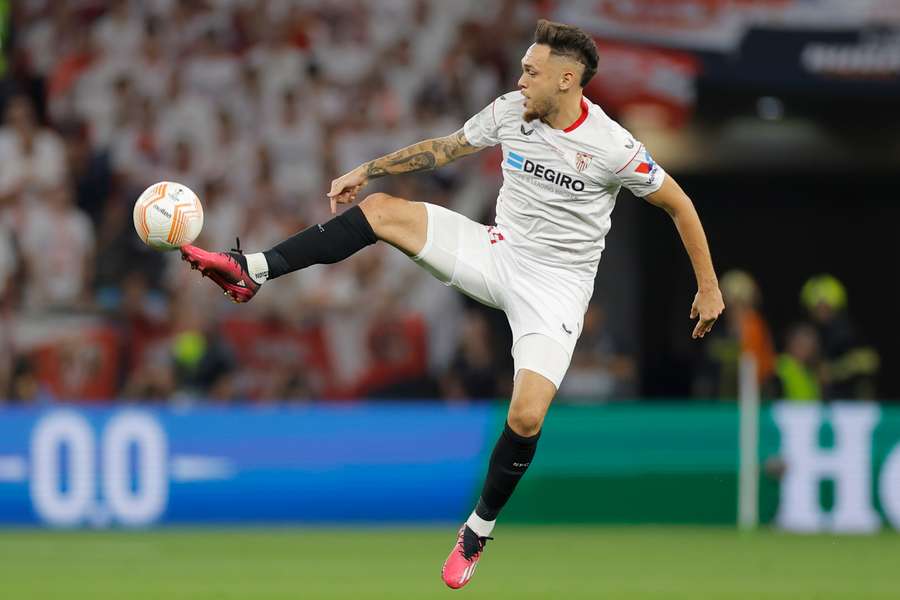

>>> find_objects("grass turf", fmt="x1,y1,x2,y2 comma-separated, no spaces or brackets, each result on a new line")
0,526,897,599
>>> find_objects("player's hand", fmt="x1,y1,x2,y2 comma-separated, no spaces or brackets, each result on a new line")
327,166,368,214
690,286,724,339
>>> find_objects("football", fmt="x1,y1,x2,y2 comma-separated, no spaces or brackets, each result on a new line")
133,181,204,251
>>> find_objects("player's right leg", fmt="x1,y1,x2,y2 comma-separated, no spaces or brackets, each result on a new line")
181,193,426,301
442,360,559,590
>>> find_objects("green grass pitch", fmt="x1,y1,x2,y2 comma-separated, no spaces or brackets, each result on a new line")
1,526,897,599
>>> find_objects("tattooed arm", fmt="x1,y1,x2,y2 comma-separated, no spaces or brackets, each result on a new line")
327,128,481,213
362,128,479,178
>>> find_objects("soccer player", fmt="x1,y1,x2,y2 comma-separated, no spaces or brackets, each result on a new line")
182,20,724,589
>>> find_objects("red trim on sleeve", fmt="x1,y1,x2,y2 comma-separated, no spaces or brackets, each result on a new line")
615,144,643,174
563,98,589,133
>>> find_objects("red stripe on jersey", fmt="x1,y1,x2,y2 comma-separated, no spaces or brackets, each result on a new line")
615,145,643,174
563,98,589,133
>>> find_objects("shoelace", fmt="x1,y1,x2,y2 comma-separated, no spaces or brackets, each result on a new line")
460,530,493,560
225,237,245,270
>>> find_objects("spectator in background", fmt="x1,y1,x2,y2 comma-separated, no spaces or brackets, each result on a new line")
121,352,176,402
558,302,636,402
91,0,143,60
114,271,170,377
441,309,507,400
47,24,97,114
694,270,775,399
7,357,43,404
0,94,66,223
172,327,237,402
58,118,111,227
156,68,217,163
802,274,879,399
775,323,822,402
724,270,775,382
0,222,15,303
133,17,171,105
111,95,161,187
18,183,94,312
207,107,256,193
264,86,323,200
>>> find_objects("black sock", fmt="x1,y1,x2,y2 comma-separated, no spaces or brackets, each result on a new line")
475,422,541,521
263,205,377,280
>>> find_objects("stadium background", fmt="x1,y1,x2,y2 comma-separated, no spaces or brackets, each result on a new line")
0,1,899,599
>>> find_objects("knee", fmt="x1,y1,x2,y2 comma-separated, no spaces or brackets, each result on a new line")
507,406,544,437
359,192,394,211
359,193,404,228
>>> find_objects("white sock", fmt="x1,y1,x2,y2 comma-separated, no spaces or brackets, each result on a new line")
244,252,269,284
465,510,496,538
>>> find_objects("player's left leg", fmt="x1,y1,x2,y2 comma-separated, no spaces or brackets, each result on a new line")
180,193,425,302
442,335,567,590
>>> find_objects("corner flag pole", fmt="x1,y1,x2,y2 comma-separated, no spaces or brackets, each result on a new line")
738,353,760,530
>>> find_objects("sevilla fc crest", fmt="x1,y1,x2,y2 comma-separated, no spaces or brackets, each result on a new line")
575,152,593,172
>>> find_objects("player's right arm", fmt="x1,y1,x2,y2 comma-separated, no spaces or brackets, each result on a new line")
327,128,481,214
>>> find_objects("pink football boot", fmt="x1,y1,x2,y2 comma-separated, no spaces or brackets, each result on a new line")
180,238,260,303
441,525,492,589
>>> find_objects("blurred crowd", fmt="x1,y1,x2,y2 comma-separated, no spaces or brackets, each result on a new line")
0,1,879,404
694,272,880,402
1,0,629,404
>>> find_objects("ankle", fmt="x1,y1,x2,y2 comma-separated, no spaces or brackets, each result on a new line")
243,252,269,284
466,509,496,538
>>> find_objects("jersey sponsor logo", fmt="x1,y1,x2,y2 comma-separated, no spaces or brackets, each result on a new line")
505,151,586,192
575,152,593,172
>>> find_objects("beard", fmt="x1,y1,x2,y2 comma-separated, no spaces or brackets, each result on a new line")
522,96,555,123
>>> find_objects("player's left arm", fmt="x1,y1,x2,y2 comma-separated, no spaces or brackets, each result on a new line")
645,175,724,339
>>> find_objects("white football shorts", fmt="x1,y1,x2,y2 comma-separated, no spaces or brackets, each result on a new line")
412,202,592,389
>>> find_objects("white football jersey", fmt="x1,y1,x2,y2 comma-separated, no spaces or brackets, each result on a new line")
464,90,666,281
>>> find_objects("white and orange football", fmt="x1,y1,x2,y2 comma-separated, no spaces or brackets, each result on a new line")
133,181,204,251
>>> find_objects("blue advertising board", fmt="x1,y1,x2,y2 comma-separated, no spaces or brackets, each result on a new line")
0,404,495,527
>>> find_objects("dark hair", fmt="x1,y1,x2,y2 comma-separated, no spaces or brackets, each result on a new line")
533,19,599,87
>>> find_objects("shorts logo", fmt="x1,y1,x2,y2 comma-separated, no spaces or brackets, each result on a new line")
520,124,534,136
575,152,593,172
505,152,586,192
486,225,505,244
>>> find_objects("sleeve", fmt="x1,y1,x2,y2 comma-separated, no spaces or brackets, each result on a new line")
463,95,506,148
610,139,667,198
